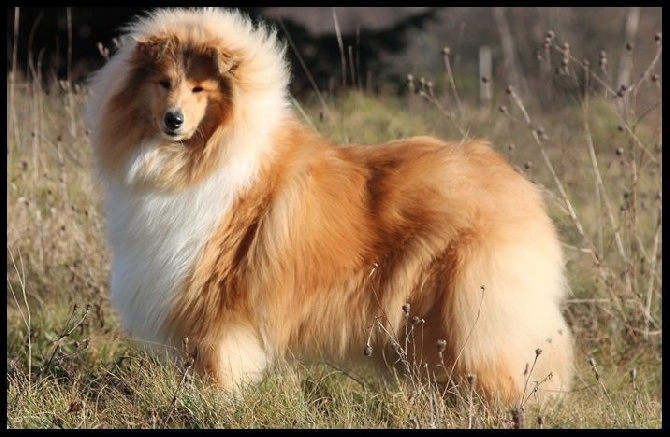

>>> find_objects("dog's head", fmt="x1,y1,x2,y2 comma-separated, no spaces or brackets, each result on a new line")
87,8,291,191
131,35,237,143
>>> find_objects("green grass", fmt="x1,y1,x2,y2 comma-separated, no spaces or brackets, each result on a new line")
6,24,661,428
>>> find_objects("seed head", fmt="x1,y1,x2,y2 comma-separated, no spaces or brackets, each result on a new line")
407,74,415,93
598,50,608,69
411,316,424,325
402,303,411,316
616,85,627,98
436,339,447,353
364,344,373,357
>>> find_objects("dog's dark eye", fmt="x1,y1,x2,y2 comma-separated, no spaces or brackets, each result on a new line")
192,85,204,93
159,80,171,89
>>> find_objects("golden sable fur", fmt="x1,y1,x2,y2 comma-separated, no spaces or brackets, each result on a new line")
86,7,574,404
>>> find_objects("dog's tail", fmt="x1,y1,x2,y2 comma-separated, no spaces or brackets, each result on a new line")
441,209,574,404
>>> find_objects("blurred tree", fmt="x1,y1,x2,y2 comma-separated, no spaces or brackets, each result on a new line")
7,7,661,103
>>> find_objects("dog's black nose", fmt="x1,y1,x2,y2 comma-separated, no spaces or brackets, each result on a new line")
164,111,184,129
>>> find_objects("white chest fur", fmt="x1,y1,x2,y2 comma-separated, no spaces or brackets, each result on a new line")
104,138,263,349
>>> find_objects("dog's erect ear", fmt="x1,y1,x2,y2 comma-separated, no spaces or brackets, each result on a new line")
133,36,175,63
205,46,238,74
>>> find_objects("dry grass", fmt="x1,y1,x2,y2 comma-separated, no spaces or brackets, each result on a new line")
6,15,661,429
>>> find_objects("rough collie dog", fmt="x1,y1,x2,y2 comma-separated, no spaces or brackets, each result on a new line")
86,7,573,404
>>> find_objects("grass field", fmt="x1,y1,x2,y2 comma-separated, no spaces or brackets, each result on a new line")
6,18,662,428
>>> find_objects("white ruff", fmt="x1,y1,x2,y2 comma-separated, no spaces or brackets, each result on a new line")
105,137,266,349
